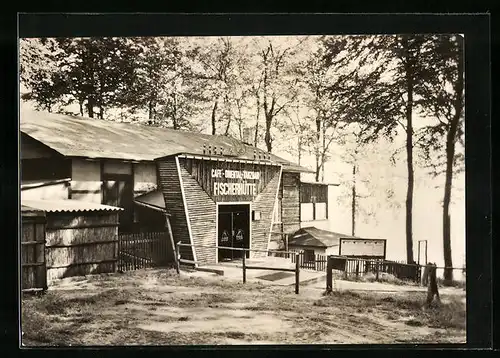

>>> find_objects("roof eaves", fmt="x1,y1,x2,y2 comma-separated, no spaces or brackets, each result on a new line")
21,178,71,190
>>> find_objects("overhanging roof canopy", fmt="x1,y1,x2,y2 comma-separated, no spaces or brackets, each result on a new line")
134,190,168,213
20,108,313,173
21,199,123,213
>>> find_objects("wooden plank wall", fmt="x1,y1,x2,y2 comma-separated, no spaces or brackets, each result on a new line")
282,172,301,234
45,212,119,281
156,158,194,261
251,169,281,259
179,166,217,263
270,174,284,248
21,215,47,292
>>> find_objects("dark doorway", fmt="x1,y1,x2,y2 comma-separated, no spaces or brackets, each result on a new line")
217,204,250,262
102,174,134,232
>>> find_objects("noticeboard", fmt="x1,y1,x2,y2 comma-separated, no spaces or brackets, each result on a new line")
339,238,386,259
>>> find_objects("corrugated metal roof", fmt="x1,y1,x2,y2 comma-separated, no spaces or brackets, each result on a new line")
20,108,313,173
21,199,124,213
289,227,356,248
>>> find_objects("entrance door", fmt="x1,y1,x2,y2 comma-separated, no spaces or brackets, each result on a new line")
103,175,134,232
217,204,250,262
217,212,233,261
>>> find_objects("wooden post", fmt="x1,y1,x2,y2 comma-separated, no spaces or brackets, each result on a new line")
166,216,176,266
375,260,380,281
422,263,430,286
242,250,246,283
355,260,359,278
175,241,181,274
326,256,333,294
295,252,300,294
426,263,440,307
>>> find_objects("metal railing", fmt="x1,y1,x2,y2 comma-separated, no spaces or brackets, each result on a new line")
175,242,301,294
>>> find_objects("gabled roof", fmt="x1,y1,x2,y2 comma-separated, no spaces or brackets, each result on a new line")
20,108,312,173
289,227,356,248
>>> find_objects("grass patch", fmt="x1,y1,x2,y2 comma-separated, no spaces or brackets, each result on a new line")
425,298,466,330
437,278,466,289
406,319,424,327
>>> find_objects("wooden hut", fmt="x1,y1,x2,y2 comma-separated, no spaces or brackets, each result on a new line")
21,205,47,293
21,199,122,282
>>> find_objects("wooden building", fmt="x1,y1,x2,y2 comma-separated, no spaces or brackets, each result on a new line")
289,226,387,261
20,108,320,266
21,205,47,293
21,199,123,282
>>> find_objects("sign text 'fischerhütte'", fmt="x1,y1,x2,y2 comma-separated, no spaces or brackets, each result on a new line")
212,169,260,196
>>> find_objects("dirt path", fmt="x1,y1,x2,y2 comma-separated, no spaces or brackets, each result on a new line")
22,269,466,345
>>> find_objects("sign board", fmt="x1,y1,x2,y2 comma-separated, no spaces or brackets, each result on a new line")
330,256,348,271
339,238,386,259
181,158,281,201
212,169,259,196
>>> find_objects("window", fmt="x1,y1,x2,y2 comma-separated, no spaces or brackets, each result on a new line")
300,203,314,221
304,249,315,262
315,202,327,220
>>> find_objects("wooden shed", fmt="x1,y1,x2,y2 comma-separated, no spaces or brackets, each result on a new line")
21,199,123,282
21,205,47,293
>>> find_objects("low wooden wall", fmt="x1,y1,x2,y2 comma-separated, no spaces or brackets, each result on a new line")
45,211,119,281
21,209,47,292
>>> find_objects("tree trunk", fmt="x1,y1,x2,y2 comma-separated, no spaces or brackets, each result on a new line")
79,100,84,116
99,105,104,119
315,158,320,182
211,101,218,135
442,38,464,283
148,100,154,120
224,95,232,136
254,94,260,147
87,98,94,118
315,116,321,182
352,164,356,236
264,113,273,153
404,37,415,264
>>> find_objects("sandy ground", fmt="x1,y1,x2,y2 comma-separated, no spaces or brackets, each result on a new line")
21,268,466,346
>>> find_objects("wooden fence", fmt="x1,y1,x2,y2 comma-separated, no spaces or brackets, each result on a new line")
118,231,171,271
290,252,328,272
21,208,47,293
286,251,421,283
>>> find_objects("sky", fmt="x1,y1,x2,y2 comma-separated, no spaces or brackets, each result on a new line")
278,131,466,273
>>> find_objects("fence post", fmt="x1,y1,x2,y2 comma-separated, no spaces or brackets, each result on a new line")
355,260,359,278
295,252,300,294
175,241,181,274
326,255,333,294
242,250,246,284
375,260,379,281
